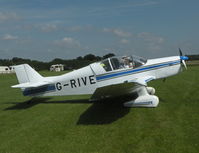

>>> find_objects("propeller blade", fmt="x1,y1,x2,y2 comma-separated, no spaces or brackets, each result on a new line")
179,48,183,56
179,48,189,70
182,60,187,70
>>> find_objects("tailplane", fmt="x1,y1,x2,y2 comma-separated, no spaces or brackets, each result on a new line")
12,64,49,88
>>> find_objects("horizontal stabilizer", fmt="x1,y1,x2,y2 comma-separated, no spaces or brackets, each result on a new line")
11,64,53,89
12,81,52,88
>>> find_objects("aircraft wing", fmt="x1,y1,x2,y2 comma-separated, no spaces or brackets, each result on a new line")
90,75,155,101
11,81,52,88
90,82,135,101
129,76,156,86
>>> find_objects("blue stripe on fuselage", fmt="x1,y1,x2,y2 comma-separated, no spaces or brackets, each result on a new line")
23,84,56,96
96,60,180,81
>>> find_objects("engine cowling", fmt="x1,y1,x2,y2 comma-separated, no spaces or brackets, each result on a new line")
124,95,159,107
146,87,155,95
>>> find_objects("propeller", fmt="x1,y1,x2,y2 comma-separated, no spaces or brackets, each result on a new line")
179,48,189,70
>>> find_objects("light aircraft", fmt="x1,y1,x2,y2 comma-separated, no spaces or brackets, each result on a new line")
11,49,189,107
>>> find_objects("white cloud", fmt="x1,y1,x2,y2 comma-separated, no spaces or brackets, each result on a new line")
138,32,164,44
88,0,158,17
33,23,58,32
118,0,158,8
65,25,94,32
54,37,80,48
137,32,165,52
120,39,130,44
2,34,18,40
0,12,20,22
40,24,57,32
103,28,132,37
69,26,83,32
62,37,77,44
104,48,116,52
114,29,131,37
36,24,93,33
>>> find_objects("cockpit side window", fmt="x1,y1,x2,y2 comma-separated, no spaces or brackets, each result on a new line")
121,56,134,69
133,56,147,68
100,59,112,72
100,55,147,72
110,58,121,70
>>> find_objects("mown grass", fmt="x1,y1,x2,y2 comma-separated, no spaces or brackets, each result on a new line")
187,60,199,66
0,67,199,153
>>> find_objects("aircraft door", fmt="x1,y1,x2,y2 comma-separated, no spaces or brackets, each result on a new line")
90,62,107,76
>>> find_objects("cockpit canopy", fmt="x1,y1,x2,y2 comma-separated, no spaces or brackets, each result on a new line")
100,55,147,72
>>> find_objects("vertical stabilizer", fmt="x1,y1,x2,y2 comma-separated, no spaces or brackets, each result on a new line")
14,64,43,84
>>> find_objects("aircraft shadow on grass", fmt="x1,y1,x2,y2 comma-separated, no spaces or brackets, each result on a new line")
77,97,131,125
4,96,132,125
3,97,89,110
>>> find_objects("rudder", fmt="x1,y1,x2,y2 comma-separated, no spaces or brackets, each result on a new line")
14,64,43,84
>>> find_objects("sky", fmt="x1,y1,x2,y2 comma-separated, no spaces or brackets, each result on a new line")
0,0,199,61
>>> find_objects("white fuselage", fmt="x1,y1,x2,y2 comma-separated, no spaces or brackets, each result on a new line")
93,56,181,88
22,56,181,97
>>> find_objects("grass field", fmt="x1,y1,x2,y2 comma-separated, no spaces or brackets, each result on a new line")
0,66,199,153
187,60,199,66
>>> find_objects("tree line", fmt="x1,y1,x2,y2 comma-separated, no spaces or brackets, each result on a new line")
1,53,198,71
186,54,199,61
0,53,115,71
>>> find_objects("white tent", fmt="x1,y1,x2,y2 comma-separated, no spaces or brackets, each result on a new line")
50,64,64,72
0,66,15,74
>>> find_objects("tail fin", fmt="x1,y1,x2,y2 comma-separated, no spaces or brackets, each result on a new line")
14,64,43,84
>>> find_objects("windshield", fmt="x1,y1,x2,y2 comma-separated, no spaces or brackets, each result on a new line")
100,55,147,72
